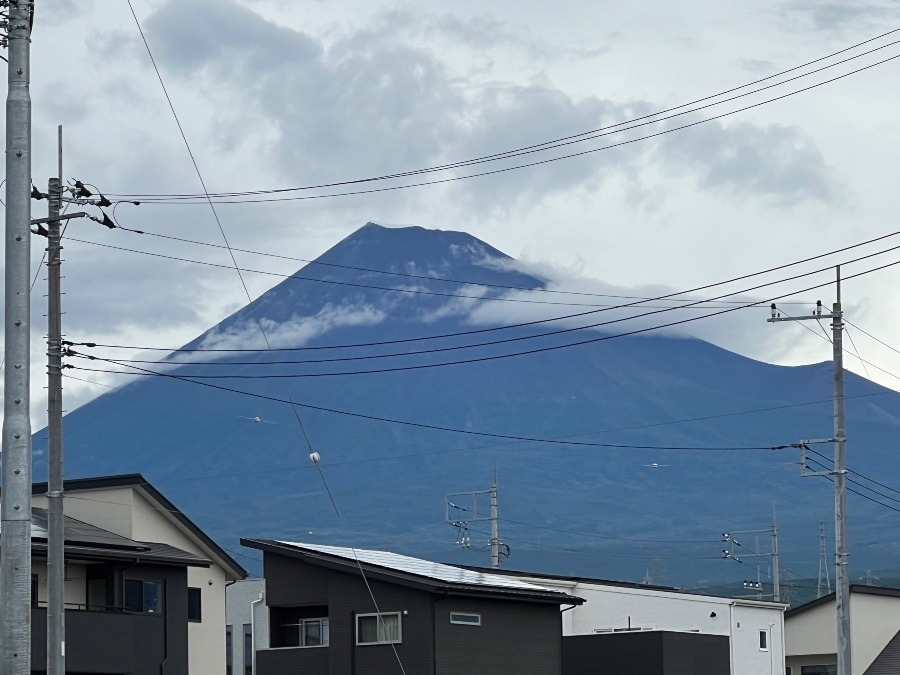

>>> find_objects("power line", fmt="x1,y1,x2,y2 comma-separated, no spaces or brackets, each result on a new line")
66,357,784,450
105,52,900,205
107,29,900,202
67,252,900,378
63,227,900,354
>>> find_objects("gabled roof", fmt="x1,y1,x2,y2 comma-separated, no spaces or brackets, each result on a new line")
22,508,211,567
785,585,900,618
242,539,583,605
32,473,246,580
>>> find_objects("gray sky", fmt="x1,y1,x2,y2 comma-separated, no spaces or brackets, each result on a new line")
12,0,900,425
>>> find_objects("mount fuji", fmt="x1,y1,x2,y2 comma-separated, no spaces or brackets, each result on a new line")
36,223,900,588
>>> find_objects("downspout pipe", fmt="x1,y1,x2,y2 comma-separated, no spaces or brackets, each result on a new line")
250,591,264,675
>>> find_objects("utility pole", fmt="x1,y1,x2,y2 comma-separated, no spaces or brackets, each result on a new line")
722,528,779,600
1,2,35,674
769,267,850,675
446,471,508,568
818,521,832,598
771,518,780,603
489,476,500,569
46,126,65,675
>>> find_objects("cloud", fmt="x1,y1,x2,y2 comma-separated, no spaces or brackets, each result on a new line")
656,119,839,205
197,301,386,353
779,1,897,33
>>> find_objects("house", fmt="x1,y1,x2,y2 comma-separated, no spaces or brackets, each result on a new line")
31,474,247,674
240,539,584,675
226,578,268,675
785,585,900,674
467,567,787,675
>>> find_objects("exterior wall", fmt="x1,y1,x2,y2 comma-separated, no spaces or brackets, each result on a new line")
509,575,784,675
851,593,900,673
226,578,268,673
35,485,238,675
785,592,900,675
434,596,562,675
259,553,436,674
731,603,785,675
562,631,730,675
33,486,135,538
31,559,87,607
535,580,733,635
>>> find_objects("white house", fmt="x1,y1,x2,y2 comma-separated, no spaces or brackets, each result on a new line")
32,474,247,675
473,569,787,675
785,585,900,674
226,578,269,675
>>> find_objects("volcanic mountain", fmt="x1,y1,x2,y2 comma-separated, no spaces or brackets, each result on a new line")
38,223,900,586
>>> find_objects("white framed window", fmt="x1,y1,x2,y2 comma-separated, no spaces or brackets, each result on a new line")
758,629,769,651
449,612,481,626
357,612,402,645
284,618,330,647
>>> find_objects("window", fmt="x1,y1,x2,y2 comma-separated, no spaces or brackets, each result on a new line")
449,612,481,626
281,618,329,647
187,587,202,622
88,578,108,611
243,623,253,675
759,629,769,651
801,667,836,675
226,625,233,675
124,579,164,614
357,612,402,645
270,606,330,648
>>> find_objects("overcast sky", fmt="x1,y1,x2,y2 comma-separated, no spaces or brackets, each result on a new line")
10,0,900,425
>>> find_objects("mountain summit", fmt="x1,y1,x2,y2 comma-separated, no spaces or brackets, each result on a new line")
42,223,900,584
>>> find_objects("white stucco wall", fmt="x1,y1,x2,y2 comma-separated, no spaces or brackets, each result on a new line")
226,578,268,673
786,591,900,674
35,485,240,675
510,575,785,675
31,560,87,607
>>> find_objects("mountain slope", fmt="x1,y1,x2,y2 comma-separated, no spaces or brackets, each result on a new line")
40,223,900,586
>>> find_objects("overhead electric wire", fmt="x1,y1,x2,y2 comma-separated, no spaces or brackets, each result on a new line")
105,51,900,206
64,228,900,357
125,0,320,457
845,319,900,358
67,356,784,450
804,456,900,514
806,447,900,500
68,252,900,377
127,7,405,671
108,28,900,202
62,235,751,309
109,222,813,306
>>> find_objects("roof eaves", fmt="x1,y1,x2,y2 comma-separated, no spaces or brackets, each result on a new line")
34,474,247,580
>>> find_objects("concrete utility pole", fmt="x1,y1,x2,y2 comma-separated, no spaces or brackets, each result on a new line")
1,2,35,674
489,478,500,569
722,528,779,601
46,126,65,675
769,267,850,675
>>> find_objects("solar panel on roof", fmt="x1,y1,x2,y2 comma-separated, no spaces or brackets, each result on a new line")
278,541,556,593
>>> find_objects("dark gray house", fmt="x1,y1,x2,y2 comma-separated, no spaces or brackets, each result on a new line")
240,539,583,675
22,507,211,675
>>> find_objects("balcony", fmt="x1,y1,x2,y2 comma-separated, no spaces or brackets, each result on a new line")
31,606,166,674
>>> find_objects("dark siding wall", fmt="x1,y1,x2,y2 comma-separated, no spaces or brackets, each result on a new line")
257,646,329,674
563,633,664,675
328,573,434,675
865,628,900,674
434,597,562,675
561,632,730,675
31,564,189,675
258,553,434,675
264,553,327,606
662,632,730,675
